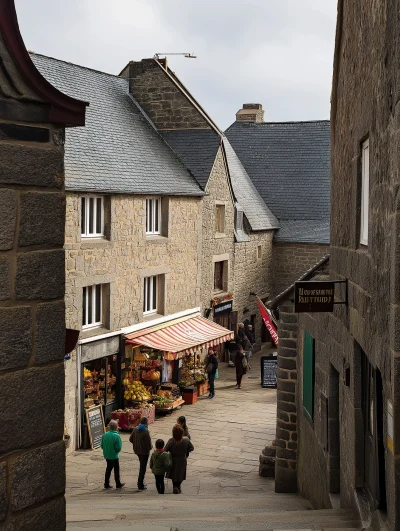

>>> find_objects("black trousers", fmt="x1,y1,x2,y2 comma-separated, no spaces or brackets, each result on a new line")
155,474,165,494
137,454,149,488
173,481,181,490
105,458,121,487
209,373,215,396
236,371,243,387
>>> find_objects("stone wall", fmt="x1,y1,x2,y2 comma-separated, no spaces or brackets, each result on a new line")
0,67,68,531
272,242,329,296
64,193,201,449
200,147,235,313
120,59,211,130
295,0,400,528
234,231,274,348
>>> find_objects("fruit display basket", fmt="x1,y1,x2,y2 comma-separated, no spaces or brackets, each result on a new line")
111,404,155,431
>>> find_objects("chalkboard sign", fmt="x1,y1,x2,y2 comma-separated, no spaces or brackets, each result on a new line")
85,406,105,449
261,354,277,388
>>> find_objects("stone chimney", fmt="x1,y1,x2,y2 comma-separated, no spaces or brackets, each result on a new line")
236,103,264,123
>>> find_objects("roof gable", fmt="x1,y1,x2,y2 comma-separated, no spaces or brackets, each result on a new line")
225,120,330,243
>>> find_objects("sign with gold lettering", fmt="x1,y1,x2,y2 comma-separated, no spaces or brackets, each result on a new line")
294,281,335,313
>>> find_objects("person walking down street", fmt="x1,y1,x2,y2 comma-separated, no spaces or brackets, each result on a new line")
204,347,218,399
245,324,256,370
234,346,247,389
149,439,171,494
100,419,125,490
177,416,191,439
165,424,194,494
129,417,152,490
237,322,246,343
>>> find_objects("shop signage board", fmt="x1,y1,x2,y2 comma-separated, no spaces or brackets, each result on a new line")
85,405,105,449
294,281,335,313
260,354,277,388
213,299,233,316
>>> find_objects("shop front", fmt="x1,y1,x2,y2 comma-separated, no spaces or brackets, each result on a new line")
123,311,233,409
211,293,236,362
79,335,122,449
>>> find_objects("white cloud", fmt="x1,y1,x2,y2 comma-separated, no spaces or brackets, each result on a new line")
15,0,337,128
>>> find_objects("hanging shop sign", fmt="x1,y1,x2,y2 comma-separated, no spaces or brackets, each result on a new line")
213,299,233,316
294,280,347,313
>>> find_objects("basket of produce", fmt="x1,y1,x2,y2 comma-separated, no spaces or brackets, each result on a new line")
123,380,151,402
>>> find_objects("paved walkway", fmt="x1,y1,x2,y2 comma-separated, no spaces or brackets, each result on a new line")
66,348,362,530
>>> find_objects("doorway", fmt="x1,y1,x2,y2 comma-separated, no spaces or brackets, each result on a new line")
361,354,387,511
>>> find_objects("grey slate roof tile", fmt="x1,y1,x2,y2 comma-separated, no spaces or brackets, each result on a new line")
31,54,203,196
160,129,220,190
225,120,330,243
223,138,279,231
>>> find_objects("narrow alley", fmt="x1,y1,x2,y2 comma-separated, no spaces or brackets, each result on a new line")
66,351,362,531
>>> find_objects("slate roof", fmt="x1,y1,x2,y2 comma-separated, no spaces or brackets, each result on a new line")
161,129,220,190
31,54,204,196
223,138,279,232
225,120,330,243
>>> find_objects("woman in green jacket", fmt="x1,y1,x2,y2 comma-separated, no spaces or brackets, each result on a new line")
100,419,125,489
149,439,171,494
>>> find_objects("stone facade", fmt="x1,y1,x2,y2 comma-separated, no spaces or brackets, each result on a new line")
272,242,329,297
234,231,274,348
200,146,235,312
120,59,211,130
283,1,400,529
0,2,86,527
64,193,201,449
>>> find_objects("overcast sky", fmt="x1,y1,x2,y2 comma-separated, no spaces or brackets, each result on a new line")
15,0,337,130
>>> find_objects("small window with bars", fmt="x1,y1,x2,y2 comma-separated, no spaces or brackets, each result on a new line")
144,275,158,315
82,284,103,329
81,196,104,238
146,198,161,235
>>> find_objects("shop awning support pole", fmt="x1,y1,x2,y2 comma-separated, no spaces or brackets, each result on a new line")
77,344,82,449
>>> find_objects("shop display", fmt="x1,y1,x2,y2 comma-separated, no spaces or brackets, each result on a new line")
111,403,155,430
83,355,117,409
123,380,151,404
178,353,207,391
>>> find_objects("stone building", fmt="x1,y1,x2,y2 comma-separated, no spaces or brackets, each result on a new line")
120,58,278,353
0,0,86,528
225,110,330,296
32,54,205,451
265,1,400,529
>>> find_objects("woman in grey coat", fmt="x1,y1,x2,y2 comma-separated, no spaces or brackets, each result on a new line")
164,424,194,494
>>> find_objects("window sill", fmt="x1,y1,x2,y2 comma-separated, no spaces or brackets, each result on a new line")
80,238,112,250
213,289,229,296
146,235,169,244
142,312,164,322
80,326,110,340
215,233,227,239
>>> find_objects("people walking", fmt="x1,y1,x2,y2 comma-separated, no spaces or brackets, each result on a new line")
234,346,247,389
177,416,191,439
149,439,171,494
165,424,194,494
204,347,218,399
129,417,152,490
100,419,125,490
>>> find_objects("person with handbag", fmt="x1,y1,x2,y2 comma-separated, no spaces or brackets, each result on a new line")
204,347,218,399
234,345,247,389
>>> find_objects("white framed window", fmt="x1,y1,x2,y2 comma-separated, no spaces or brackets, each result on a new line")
235,208,244,232
146,198,161,235
360,139,369,246
82,284,102,329
144,275,158,315
257,245,262,260
215,204,225,233
81,195,104,238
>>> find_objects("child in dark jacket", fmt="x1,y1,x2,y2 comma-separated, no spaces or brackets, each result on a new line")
149,439,171,494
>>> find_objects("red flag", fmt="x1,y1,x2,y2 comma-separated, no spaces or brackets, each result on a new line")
257,299,278,347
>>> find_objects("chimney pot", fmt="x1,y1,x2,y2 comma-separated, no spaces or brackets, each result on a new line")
236,103,264,123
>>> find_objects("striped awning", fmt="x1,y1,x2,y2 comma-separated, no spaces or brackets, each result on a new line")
125,315,234,358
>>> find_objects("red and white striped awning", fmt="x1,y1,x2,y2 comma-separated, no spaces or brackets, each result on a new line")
125,315,234,358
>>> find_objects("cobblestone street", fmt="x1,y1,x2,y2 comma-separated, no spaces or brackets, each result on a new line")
66,350,361,530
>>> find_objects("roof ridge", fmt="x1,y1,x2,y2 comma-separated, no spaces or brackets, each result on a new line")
230,119,330,126
30,52,121,80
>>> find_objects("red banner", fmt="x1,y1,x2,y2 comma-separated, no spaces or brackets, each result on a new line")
257,299,278,347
